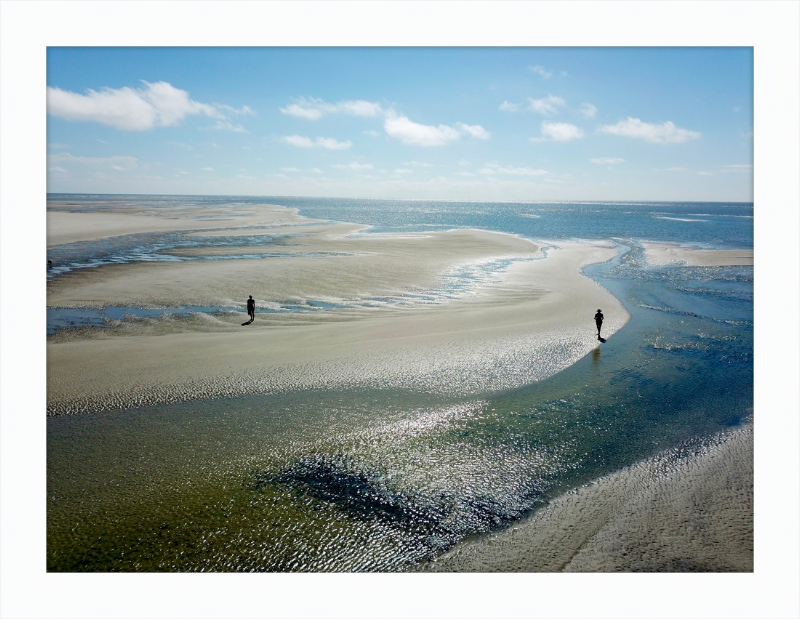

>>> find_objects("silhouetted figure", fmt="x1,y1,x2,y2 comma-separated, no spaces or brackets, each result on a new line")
595,309,604,340
242,295,255,325
247,295,255,319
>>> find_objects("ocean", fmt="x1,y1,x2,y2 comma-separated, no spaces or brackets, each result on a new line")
46,195,753,571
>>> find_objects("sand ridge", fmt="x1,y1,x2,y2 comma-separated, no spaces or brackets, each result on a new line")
641,242,753,267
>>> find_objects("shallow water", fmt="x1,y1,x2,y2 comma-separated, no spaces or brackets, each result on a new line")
47,230,753,571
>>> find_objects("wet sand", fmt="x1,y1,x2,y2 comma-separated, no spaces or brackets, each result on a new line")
416,422,753,572
47,215,627,414
47,202,310,246
642,242,754,266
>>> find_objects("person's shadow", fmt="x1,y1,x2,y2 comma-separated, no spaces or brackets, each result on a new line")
241,317,254,326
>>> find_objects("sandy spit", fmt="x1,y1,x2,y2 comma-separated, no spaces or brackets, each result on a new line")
415,422,753,572
641,242,753,267
47,234,627,415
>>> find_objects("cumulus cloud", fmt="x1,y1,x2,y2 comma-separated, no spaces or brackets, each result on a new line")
394,168,413,174
280,97,384,120
499,101,521,112
455,122,491,140
533,121,585,142
529,65,553,79
580,103,598,119
384,114,489,146
597,117,701,144
384,115,461,146
282,135,352,150
590,157,625,165
46,81,251,131
527,95,566,115
479,163,549,176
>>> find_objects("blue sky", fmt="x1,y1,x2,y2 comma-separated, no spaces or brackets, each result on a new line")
46,47,753,201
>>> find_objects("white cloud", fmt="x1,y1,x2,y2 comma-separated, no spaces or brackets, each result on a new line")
384,115,461,146
332,162,374,171
580,103,598,119
499,100,521,112
529,65,553,79
590,157,625,165
46,81,247,131
538,121,585,142
527,95,566,115
455,122,491,140
202,167,215,172
280,97,384,120
698,171,713,176
384,114,489,146
316,137,352,150
282,135,315,148
48,166,68,174
364,130,381,137
282,135,352,150
394,168,413,174
722,164,753,171
402,160,434,168
597,117,701,144
202,120,247,133
281,167,300,172
479,163,549,176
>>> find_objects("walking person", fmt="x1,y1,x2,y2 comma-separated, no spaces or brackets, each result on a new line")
246,295,255,324
594,309,604,339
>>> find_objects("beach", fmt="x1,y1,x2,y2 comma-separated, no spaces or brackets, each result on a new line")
47,205,627,415
415,422,753,572
45,198,754,573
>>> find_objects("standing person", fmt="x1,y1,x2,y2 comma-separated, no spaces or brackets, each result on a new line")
594,309,604,338
247,295,255,322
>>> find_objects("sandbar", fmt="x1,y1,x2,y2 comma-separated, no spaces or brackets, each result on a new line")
416,422,753,572
47,227,627,414
642,242,753,267
47,203,310,246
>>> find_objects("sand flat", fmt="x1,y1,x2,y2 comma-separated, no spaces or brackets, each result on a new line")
642,242,753,266
47,203,308,246
47,228,541,309
47,239,628,415
417,422,753,572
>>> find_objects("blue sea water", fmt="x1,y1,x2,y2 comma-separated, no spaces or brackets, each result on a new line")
46,195,753,572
